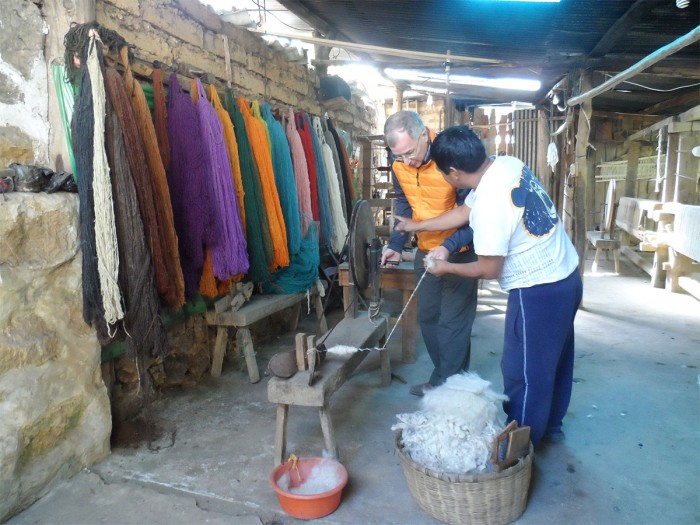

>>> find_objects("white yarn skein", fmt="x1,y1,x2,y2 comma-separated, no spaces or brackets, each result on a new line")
88,35,124,328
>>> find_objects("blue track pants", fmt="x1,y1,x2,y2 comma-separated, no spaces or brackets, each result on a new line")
501,269,583,446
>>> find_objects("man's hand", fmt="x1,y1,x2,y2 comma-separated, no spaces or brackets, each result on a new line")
426,258,450,277
429,246,449,261
381,248,401,267
394,215,419,233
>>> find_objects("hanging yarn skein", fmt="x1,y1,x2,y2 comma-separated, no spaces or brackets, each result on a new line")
111,49,185,309
304,111,334,249
209,85,246,236
87,35,124,329
314,116,348,254
166,72,211,298
192,79,248,280
237,96,289,271
264,222,320,295
226,90,272,283
119,47,184,307
104,86,167,358
284,107,313,236
259,102,302,256
295,111,320,222
73,48,104,333
322,117,348,222
327,117,355,215
152,68,171,170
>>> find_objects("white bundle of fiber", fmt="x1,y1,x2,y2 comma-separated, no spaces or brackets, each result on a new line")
392,372,508,474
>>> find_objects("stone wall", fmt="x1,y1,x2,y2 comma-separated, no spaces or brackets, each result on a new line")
0,193,111,522
0,0,380,519
0,0,50,168
96,0,376,138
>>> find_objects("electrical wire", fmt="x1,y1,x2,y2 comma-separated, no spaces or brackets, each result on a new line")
604,73,700,93
248,0,312,32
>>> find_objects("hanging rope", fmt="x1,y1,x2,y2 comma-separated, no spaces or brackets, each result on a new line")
259,102,302,256
226,89,272,284
238,96,289,271
314,116,348,254
87,35,124,329
284,107,313,236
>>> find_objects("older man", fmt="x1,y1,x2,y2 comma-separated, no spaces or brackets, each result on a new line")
381,111,479,396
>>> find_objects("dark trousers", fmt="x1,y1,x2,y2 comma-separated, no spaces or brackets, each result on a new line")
415,249,479,386
501,269,583,446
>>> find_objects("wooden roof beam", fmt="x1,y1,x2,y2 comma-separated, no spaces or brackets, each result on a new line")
567,26,700,107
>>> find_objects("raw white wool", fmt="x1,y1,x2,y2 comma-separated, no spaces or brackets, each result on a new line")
392,372,508,474
277,460,343,495
326,345,361,355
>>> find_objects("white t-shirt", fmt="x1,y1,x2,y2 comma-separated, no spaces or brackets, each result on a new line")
465,156,579,291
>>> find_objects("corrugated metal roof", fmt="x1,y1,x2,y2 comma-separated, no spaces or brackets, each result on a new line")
268,0,699,114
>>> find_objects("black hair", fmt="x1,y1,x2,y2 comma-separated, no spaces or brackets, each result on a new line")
431,125,487,174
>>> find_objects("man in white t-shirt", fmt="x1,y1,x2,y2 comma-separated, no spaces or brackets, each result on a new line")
395,125,582,447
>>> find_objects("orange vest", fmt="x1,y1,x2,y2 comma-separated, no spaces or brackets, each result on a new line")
392,130,463,252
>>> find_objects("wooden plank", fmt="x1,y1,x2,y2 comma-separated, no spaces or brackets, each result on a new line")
295,333,306,371
211,293,306,327
236,328,260,383
319,407,337,458
210,327,228,378
274,404,289,466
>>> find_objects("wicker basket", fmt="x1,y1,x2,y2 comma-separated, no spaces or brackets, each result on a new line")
395,431,533,525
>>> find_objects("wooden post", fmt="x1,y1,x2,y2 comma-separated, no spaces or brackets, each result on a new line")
274,404,289,466
393,86,403,113
573,70,593,274
295,333,307,371
361,139,372,200
536,109,551,194
43,0,96,171
662,132,679,203
624,142,640,198
210,327,229,378
236,329,260,383
675,132,699,204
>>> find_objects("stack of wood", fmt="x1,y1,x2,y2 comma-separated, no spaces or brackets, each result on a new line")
213,281,254,314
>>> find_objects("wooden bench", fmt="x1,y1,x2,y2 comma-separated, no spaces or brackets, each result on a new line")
267,314,390,466
662,203,700,300
205,290,327,383
616,197,669,286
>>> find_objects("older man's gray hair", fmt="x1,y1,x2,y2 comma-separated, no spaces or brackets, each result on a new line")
384,110,426,147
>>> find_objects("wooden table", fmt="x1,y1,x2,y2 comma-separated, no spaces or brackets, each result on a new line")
338,261,418,363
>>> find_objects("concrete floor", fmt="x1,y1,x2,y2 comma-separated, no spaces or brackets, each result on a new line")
8,254,700,525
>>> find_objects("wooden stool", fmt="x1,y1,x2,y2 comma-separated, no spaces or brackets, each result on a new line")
267,314,390,465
